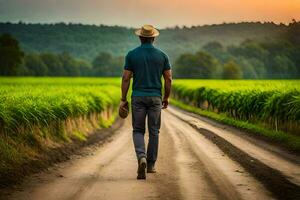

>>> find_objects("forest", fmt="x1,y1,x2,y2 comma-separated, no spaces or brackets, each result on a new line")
0,21,299,78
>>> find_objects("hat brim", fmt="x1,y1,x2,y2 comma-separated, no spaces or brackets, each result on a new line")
135,29,159,37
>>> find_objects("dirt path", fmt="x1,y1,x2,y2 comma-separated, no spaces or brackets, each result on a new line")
2,107,300,200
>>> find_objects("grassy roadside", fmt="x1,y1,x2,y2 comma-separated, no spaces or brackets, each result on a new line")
0,78,122,187
0,108,119,187
170,99,300,153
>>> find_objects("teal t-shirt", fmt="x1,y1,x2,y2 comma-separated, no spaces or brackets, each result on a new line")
124,43,171,97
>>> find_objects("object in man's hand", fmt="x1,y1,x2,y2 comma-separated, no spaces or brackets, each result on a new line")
119,101,129,119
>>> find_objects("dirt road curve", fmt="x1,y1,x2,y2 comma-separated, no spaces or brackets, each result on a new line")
2,107,300,200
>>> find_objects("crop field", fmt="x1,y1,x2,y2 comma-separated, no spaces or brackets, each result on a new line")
0,77,121,183
172,80,300,135
1,77,300,186
0,77,120,131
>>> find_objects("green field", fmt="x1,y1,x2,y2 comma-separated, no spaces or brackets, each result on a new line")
0,77,121,130
0,77,121,184
171,80,300,151
1,78,300,185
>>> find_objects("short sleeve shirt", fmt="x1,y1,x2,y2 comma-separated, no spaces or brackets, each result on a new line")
124,43,171,97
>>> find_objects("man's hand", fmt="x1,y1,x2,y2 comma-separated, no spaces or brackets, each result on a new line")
119,100,129,119
119,100,128,111
162,98,169,109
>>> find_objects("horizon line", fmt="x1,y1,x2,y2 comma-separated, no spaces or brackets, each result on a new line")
0,19,298,29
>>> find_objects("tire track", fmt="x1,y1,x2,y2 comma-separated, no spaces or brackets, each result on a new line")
164,111,273,200
167,107,300,200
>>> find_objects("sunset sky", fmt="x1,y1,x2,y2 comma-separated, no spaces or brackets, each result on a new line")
0,0,299,28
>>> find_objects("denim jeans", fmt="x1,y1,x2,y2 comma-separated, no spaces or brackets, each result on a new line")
131,96,162,165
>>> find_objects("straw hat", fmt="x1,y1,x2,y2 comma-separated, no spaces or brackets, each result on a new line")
135,25,159,37
119,102,129,119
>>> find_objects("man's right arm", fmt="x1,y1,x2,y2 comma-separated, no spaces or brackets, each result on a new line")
120,52,133,110
162,69,172,109
121,70,132,102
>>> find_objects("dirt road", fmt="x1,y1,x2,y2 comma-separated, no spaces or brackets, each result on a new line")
2,107,300,200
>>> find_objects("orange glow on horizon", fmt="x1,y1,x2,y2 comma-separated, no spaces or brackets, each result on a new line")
1,0,300,27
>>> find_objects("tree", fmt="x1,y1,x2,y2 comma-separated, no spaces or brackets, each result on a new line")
92,52,112,76
228,40,269,61
203,41,232,64
194,51,219,78
58,52,80,76
174,53,196,78
234,57,267,79
222,60,242,79
22,53,48,76
286,20,300,47
92,52,122,76
0,34,24,76
174,51,218,78
110,56,124,76
236,58,258,79
285,20,300,77
76,59,92,76
40,53,64,76
289,47,300,77
203,41,224,52
271,55,297,78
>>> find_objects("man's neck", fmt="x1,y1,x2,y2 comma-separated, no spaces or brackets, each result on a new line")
141,42,153,45
141,43,154,47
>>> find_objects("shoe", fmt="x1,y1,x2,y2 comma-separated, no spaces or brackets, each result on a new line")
147,163,156,173
137,157,147,179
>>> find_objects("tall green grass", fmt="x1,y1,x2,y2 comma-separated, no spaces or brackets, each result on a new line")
0,78,121,128
171,99,300,152
172,80,300,135
0,77,121,184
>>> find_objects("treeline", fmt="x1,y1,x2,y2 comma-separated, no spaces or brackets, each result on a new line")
174,20,300,79
0,21,286,60
0,34,123,76
1,20,299,78
19,52,91,76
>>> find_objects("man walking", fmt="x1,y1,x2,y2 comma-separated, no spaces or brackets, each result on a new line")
120,25,172,180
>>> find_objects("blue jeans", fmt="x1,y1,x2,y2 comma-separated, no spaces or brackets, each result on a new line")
131,96,162,165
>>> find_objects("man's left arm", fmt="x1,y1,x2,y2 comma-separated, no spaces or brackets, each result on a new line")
162,69,172,109
162,53,172,109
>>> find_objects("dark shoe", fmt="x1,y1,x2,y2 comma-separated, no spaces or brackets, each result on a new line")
137,157,147,179
147,163,156,173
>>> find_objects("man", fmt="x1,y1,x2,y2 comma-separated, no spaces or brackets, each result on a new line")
120,24,172,180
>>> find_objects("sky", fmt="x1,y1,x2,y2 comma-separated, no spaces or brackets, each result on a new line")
0,0,299,28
